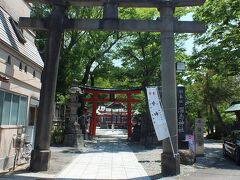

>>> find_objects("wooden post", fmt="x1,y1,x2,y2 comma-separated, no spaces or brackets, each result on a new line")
92,93,98,136
92,102,97,136
127,93,132,139
89,116,93,136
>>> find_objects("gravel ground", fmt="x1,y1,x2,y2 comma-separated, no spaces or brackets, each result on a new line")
129,142,163,179
129,141,198,180
129,139,240,180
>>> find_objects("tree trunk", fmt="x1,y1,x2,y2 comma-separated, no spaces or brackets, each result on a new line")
81,59,94,85
209,105,214,134
212,103,224,136
90,73,95,87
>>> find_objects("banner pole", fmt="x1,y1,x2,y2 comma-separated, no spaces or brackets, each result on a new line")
156,87,176,158
169,136,176,158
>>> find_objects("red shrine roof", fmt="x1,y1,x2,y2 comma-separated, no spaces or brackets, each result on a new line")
79,85,142,94
106,102,126,109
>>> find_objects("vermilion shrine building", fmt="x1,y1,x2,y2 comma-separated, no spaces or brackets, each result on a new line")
97,102,129,129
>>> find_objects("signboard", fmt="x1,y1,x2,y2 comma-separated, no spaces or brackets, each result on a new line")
146,87,170,141
177,86,185,135
195,118,204,156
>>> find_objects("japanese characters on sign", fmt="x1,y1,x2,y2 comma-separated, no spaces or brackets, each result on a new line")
146,87,170,141
177,86,185,133
195,118,204,155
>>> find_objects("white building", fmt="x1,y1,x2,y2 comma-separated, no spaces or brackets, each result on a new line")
0,0,43,170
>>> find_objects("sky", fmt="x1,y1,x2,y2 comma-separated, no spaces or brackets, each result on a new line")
180,13,194,55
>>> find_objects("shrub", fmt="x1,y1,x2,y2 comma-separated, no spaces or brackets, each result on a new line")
51,126,64,145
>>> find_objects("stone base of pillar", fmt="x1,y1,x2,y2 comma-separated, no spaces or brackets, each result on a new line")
64,133,84,148
161,152,180,176
30,149,51,172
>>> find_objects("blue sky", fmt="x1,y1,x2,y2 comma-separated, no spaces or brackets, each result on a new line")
180,13,194,55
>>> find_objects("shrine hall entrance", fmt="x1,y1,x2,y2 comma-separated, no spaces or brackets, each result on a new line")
80,86,142,140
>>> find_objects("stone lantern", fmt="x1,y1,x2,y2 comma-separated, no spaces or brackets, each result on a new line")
64,80,84,148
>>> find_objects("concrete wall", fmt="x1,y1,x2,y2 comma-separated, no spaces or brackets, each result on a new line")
0,43,42,93
0,127,18,170
0,43,41,171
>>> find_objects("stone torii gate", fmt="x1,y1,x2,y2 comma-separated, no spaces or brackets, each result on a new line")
20,0,206,175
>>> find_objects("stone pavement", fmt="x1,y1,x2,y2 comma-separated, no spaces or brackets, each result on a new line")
57,137,150,179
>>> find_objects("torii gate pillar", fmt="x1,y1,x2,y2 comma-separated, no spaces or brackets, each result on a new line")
29,4,67,171
159,4,180,175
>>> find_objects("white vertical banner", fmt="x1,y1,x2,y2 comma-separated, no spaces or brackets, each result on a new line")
146,87,170,141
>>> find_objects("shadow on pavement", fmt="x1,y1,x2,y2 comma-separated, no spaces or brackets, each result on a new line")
194,141,240,171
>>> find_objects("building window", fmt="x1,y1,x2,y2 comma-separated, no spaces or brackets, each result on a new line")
1,92,11,125
33,70,36,78
19,62,22,71
7,55,11,65
18,96,27,125
0,90,28,126
0,91,3,123
25,65,27,73
10,95,19,125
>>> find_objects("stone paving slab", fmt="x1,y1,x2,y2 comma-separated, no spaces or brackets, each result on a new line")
56,136,150,180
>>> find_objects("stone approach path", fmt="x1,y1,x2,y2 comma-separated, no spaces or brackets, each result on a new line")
56,129,150,179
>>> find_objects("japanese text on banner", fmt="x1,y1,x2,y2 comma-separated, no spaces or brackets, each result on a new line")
146,87,170,141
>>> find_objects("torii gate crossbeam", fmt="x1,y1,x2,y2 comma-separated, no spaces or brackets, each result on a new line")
20,0,206,175
20,18,205,33
25,0,205,7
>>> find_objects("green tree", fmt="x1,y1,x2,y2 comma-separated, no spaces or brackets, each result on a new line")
192,0,240,75
193,0,240,75
186,0,240,135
